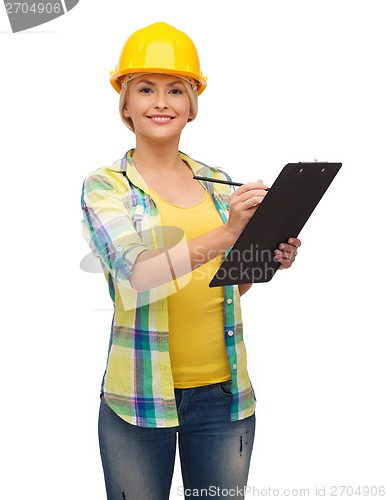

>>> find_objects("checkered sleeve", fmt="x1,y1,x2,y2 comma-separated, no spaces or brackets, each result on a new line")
81,172,148,287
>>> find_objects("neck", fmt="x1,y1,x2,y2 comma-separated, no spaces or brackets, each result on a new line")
132,135,183,175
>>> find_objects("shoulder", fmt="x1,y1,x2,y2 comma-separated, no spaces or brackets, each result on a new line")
82,163,128,196
179,151,234,185
197,161,233,182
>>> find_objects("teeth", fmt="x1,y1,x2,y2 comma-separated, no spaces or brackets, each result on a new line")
151,116,171,121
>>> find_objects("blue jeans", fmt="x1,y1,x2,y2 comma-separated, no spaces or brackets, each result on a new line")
98,380,256,499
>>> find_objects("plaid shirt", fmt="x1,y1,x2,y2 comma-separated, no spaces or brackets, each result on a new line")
81,149,256,428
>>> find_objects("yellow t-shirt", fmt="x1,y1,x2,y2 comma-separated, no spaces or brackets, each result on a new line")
149,187,231,388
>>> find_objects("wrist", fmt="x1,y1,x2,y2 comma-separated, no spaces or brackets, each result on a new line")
221,223,239,249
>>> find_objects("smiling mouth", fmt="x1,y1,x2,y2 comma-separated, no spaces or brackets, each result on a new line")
147,115,175,122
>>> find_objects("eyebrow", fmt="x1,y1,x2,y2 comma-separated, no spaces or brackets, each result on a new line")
135,79,185,87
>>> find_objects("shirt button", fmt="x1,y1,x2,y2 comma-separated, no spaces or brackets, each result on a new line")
227,298,233,304
228,330,234,336
233,363,237,370
116,245,123,252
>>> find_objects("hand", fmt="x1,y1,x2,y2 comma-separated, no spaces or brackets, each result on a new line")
274,238,301,270
226,180,268,241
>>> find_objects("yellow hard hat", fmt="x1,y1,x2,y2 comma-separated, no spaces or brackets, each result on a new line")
110,22,207,95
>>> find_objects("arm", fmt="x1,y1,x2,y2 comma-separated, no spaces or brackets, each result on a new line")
238,283,253,296
129,181,269,291
81,172,149,288
82,172,280,293
129,224,236,291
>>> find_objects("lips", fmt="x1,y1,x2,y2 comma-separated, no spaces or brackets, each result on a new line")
147,115,175,123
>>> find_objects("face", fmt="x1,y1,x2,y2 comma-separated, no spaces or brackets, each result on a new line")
122,73,193,140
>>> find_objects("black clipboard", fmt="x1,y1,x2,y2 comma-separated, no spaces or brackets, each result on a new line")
209,162,342,286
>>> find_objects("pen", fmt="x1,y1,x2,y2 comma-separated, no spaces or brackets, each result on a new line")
193,175,243,186
193,175,269,190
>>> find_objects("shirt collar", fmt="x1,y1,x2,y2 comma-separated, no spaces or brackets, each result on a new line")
106,149,219,196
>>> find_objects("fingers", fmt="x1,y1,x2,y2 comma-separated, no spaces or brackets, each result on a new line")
234,180,268,195
226,180,269,240
288,237,301,248
239,191,267,209
231,181,269,209
274,238,301,270
275,255,293,269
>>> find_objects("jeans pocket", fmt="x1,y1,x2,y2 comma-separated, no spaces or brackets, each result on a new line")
218,380,233,397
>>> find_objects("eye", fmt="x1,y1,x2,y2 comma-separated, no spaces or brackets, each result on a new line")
139,87,153,94
170,88,183,95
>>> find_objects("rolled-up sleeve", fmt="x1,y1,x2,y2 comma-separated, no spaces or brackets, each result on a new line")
81,173,148,286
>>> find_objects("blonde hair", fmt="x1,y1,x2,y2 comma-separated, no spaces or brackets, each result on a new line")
119,75,199,133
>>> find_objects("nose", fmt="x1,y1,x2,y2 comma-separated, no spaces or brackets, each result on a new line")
153,90,169,109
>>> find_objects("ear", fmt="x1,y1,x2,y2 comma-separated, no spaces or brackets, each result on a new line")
122,104,131,119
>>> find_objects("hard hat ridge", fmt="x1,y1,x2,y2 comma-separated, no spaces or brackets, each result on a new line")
120,73,199,93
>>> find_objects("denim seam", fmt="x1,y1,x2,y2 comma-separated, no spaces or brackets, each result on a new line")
178,433,190,493
218,380,233,397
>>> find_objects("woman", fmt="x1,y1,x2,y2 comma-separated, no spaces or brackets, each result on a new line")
81,21,300,500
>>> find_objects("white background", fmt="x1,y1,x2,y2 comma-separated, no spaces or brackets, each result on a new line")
1,1,386,498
